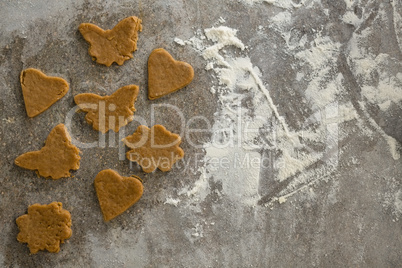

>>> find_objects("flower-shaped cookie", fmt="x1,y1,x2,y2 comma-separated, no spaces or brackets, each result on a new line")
16,202,72,254
123,125,184,173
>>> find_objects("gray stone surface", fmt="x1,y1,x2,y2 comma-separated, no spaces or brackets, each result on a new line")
0,0,401,267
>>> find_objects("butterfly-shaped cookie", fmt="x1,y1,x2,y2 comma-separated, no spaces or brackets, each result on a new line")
15,124,81,180
79,16,142,66
74,85,139,133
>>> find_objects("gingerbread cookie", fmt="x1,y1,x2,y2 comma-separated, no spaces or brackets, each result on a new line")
20,68,69,117
16,202,72,254
148,48,194,100
94,169,143,221
79,16,142,66
74,85,139,133
15,124,80,179
123,125,184,173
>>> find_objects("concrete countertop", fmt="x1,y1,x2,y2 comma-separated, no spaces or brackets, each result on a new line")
1,0,401,267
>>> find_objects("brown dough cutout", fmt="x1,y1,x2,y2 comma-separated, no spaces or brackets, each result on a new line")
20,68,69,117
123,125,184,173
148,48,194,100
79,16,142,66
15,124,80,179
74,85,139,133
16,202,72,254
94,169,143,221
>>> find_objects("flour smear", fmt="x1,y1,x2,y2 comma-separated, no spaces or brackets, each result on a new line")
172,0,402,209
175,24,344,206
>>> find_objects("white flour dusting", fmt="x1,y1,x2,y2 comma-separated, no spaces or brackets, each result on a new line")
177,27,269,206
174,37,186,46
164,197,181,207
347,6,402,112
176,23,347,206
238,0,303,9
348,39,402,112
173,1,401,209
383,177,402,222
345,7,402,160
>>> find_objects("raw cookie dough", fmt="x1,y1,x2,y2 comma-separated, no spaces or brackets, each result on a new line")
123,125,184,173
16,202,72,254
79,16,142,66
94,169,143,221
15,124,80,179
20,68,69,117
74,85,139,133
148,48,194,100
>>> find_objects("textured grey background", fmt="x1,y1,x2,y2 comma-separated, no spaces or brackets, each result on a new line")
0,0,401,267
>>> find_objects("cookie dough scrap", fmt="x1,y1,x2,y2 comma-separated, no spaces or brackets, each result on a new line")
15,124,80,179
123,125,184,173
16,202,72,254
94,169,143,221
20,68,69,117
74,85,139,133
79,16,142,66
148,48,194,100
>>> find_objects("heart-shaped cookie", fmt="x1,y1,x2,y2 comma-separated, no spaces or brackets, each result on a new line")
94,169,143,221
20,68,69,117
148,48,194,100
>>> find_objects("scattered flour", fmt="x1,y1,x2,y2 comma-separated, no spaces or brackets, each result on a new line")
392,0,402,53
383,177,402,222
393,190,402,217
238,0,303,9
172,1,401,209
203,26,245,67
346,7,402,160
278,196,287,204
164,197,181,207
190,223,204,238
346,6,402,113
86,228,150,267
174,37,186,46
176,27,269,206
204,147,262,206
177,22,348,206
341,0,363,26
358,101,401,160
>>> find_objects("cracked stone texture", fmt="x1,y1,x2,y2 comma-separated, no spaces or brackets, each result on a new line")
0,0,401,267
